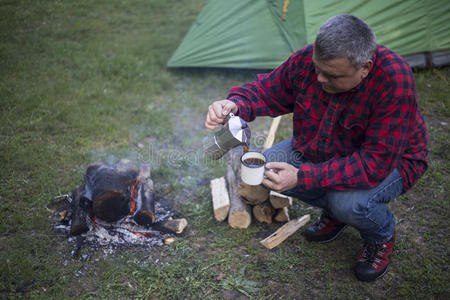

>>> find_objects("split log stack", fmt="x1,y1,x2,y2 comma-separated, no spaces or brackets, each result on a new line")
210,116,295,227
210,150,294,228
209,116,311,248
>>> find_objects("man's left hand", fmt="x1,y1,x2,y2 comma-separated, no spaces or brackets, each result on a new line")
262,162,298,192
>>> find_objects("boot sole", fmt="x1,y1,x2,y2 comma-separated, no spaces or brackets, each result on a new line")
355,264,390,282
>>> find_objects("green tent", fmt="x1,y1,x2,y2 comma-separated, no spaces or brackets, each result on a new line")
167,0,450,69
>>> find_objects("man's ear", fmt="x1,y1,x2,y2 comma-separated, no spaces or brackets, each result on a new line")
361,60,373,79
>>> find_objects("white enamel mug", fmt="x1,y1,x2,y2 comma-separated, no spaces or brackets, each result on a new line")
240,151,266,185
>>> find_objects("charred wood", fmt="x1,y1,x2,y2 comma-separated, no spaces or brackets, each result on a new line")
82,159,138,222
69,185,89,236
92,190,129,222
133,163,156,227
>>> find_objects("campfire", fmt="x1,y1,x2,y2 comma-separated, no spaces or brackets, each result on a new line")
49,159,187,255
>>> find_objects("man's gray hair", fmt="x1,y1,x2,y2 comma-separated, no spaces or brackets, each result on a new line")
314,15,377,69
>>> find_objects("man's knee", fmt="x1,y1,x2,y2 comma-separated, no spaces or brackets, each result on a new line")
263,138,304,167
327,191,367,224
263,139,292,163
325,169,402,224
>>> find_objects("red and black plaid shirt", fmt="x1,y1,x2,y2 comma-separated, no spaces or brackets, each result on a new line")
228,45,428,193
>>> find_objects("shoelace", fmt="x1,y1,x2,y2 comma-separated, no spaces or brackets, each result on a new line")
360,243,386,268
314,216,330,230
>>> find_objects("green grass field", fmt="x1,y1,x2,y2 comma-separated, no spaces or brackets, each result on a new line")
1,0,449,298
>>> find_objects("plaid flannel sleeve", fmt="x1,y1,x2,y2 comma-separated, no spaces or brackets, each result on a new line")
297,91,417,192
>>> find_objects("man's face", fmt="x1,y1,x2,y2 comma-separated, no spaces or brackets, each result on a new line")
312,53,372,94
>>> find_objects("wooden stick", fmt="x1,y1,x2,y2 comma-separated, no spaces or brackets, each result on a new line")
263,116,282,151
210,177,230,222
260,214,310,249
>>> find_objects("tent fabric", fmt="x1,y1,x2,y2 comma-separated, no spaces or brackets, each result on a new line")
167,0,304,69
167,0,450,69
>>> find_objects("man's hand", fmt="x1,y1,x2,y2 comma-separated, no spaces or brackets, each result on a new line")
205,100,238,130
262,162,298,192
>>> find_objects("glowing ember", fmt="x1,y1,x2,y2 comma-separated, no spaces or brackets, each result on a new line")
129,176,140,215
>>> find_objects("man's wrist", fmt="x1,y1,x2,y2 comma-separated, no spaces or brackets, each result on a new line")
227,97,241,116
297,163,317,191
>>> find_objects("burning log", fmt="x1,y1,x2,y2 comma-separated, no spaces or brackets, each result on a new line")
83,159,138,222
69,185,89,236
92,190,130,222
54,158,188,251
132,163,156,227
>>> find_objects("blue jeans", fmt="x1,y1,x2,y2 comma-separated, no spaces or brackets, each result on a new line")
264,139,403,243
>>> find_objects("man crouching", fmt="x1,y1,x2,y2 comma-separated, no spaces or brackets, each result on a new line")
205,15,428,281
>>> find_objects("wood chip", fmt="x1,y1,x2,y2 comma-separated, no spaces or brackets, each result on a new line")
163,237,176,245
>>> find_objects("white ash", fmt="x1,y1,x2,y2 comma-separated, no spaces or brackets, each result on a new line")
55,199,176,250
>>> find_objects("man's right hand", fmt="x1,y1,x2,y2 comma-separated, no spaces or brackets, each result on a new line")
205,100,238,130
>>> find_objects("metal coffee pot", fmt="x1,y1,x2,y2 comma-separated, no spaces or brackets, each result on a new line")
203,113,251,160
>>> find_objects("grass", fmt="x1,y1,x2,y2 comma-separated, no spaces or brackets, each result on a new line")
0,0,449,298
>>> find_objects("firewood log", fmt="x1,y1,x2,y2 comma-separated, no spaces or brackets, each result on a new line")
69,185,89,236
260,214,310,249
269,191,293,209
153,218,188,234
238,183,269,205
210,177,230,222
274,207,290,223
132,163,156,227
225,150,251,229
252,201,276,224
